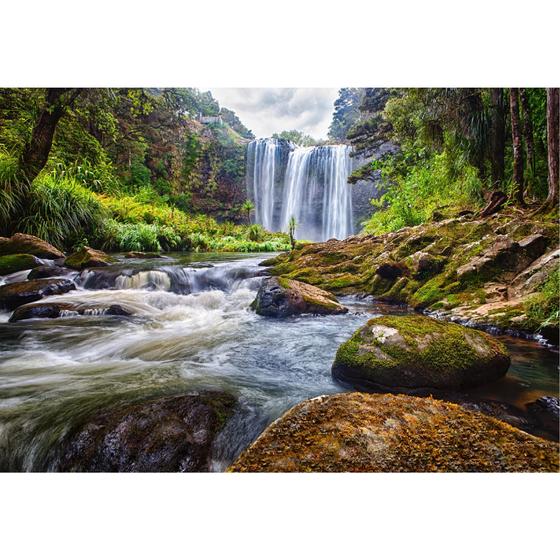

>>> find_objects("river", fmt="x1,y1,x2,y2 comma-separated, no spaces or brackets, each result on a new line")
0,253,557,471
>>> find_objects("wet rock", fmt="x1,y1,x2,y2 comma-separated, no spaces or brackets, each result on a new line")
251,277,348,317
0,254,42,275
332,314,510,391
58,392,236,472
0,278,75,310
65,246,115,269
9,301,132,322
229,393,559,472
409,251,445,279
0,233,65,259
527,396,560,437
124,251,163,259
27,265,72,280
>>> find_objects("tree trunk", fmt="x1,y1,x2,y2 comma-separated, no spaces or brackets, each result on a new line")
509,88,525,206
489,88,506,188
545,88,559,208
520,89,535,195
20,88,81,183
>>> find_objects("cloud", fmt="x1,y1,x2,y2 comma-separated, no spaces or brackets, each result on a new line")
210,88,339,139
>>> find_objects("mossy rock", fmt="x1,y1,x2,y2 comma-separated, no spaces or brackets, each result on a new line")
332,315,510,391
229,393,559,472
0,254,42,275
0,233,65,259
58,391,236,472
65,246,115,270
251,276,348,318
0,278,76,310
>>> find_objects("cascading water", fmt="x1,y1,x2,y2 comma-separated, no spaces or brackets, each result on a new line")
247,139,353,241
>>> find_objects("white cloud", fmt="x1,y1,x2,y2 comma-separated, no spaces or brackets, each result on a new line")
210,88,339,139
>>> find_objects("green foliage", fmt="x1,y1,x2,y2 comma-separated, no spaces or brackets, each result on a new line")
328,88,363,141
525,268,560,331
272,130,318,147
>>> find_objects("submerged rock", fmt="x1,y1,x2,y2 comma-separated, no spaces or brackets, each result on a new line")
124,251,163,259
0,233,65,259
0,278,75,310
332,314,510,391
527,396,560,437
229,393,559,472
65,246,115,269
27,265,72,280
0,254,42,275
9,301,132,322
58,392,237,472
251,276,348,317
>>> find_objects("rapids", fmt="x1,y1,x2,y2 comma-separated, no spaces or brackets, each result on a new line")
0,253,558,471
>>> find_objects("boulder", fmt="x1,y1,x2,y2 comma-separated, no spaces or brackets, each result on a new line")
457,234,548,283
331,314,510,391
65,246,115,269
408,251,445,279
251,277,348,317
229,393,558,472
0,254,42,275
0,233,64,259
0,278,75,310
124,251,163,259
58,392,236,472
527,396,560,437
27,265,72,280
9,301,132,322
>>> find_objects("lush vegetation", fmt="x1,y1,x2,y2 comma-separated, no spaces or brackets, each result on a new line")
0,88,290,253
338,88,559,234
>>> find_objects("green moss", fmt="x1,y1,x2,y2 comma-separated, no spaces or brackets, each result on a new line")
0,254,40,275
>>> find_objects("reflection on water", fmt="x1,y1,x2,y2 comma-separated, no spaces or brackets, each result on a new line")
0,252,558,471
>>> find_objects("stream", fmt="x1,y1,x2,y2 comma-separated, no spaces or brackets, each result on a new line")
0,253,558,471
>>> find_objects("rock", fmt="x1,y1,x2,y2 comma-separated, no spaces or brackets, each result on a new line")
457,234,548,283
527,396,560,437
0,278,76,310
332,315,510,391
229,393,559,472
251,277,348,317
409,251,445,279
0,254,42,275
375,261,407,280
65,246,115,269
511,248,560,296
27,265,72,280
58,392,236,472
124,251,163,259
0,233,65,259
9,301,132,322
258,255,284,267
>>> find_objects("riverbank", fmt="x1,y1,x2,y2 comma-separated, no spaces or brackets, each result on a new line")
265,208,559,345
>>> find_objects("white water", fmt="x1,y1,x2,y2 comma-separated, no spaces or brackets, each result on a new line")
247,139,353,241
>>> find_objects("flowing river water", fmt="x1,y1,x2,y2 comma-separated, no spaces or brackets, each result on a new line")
0,253,558,471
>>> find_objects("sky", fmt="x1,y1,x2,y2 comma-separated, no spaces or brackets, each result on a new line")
211,88,339,139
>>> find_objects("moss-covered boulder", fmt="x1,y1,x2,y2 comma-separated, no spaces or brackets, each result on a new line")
124,251,163,259
0,233,64,259
0,278,76,310
58,391,236,472
251,277,348,317
332,315,510,391
229,393,559,472
0,254,42,275
65,246,115,269
27,265,71,280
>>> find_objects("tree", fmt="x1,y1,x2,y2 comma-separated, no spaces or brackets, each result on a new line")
545,88,559,208
328,88,363,141
20,88,82,182
520,89,535,192
489,88,506,188
288,216,297,250
509,88,525,206
272,130,317,147
241,199,255,224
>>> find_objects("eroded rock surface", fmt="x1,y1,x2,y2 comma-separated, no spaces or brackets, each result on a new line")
0,233,65,259
0,278,75,310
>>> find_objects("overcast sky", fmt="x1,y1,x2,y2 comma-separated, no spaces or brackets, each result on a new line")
211,88,339,139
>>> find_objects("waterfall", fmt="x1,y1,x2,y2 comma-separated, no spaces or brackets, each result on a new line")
247,139,353,241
